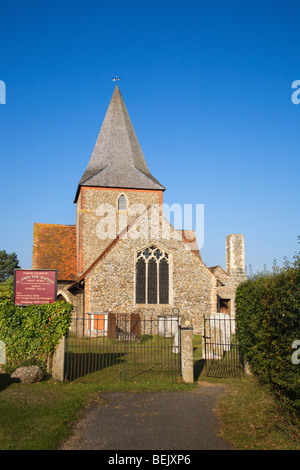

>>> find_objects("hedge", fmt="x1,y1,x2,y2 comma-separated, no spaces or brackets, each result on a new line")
0,277,14,307
236,253,300,416
0,300,73,373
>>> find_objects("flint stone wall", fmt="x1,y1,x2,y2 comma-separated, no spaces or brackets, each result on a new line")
84,207,217,334
77,187,162,274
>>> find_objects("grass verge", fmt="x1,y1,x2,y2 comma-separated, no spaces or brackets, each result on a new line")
0,333,299,450
215,375,300,450
0,374,194,450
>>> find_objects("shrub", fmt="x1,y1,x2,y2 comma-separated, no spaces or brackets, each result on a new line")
236,249,300,416
0,301,73,373
0,277,14,307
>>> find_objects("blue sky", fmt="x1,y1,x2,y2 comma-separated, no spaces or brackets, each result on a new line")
0,0,299,274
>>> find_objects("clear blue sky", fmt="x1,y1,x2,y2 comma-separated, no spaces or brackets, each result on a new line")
0,0,299,274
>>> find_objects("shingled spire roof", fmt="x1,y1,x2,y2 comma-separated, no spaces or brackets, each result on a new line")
74,85,165,202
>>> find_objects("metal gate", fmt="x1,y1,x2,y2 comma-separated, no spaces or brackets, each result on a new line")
64,313,181,383
203,314,243,378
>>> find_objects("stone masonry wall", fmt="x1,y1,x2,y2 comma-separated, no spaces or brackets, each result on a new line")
85,207,217,334
76,187,163,274
226,234,246,277
214,234,247,319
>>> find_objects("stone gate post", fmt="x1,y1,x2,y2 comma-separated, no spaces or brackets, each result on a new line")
180,314,194,383
51,335,66,382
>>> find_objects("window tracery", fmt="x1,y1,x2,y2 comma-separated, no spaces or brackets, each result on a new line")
135,245,170,304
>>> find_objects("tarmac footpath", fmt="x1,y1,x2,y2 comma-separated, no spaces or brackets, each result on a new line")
59,382,232,451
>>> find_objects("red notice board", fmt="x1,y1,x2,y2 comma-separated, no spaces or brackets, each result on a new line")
14,269,57,306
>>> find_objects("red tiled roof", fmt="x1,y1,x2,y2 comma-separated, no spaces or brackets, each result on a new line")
32,224,77,281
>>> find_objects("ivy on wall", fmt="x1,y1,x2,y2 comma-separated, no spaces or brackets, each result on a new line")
0,299,73,373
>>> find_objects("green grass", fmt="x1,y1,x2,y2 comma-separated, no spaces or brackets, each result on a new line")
0,333,193,450
0,378,97,450
65,333,181,383
196,335,300,449
215,376,300,450
0,334,299,450
0,375,194,450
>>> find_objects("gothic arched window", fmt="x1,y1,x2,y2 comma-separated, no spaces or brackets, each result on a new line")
135,246,170,304
118,194,127,211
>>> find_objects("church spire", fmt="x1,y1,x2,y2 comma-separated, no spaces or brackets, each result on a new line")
74,85,165,202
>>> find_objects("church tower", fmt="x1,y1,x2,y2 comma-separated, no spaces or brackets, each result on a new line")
32,84,245,334
74,85,165,274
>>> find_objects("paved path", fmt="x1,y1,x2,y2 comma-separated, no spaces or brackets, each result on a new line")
59,382,232,450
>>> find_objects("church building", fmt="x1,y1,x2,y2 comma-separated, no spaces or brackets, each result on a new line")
32,85,246,334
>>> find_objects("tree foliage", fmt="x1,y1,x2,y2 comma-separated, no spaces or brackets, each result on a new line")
0,250,20,283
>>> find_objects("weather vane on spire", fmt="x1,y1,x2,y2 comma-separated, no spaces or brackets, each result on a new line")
113,76,120,84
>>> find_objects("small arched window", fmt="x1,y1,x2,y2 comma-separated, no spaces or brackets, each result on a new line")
118,194,127,211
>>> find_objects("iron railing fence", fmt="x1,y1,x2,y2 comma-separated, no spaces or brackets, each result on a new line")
203,314,244,378
65,313,181,383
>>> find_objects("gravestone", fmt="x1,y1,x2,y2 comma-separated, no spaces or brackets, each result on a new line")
158,315,179,337
203,313,232,359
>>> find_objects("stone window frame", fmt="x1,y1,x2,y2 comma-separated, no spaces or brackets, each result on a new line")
134,244,173,306
57,290,71,303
